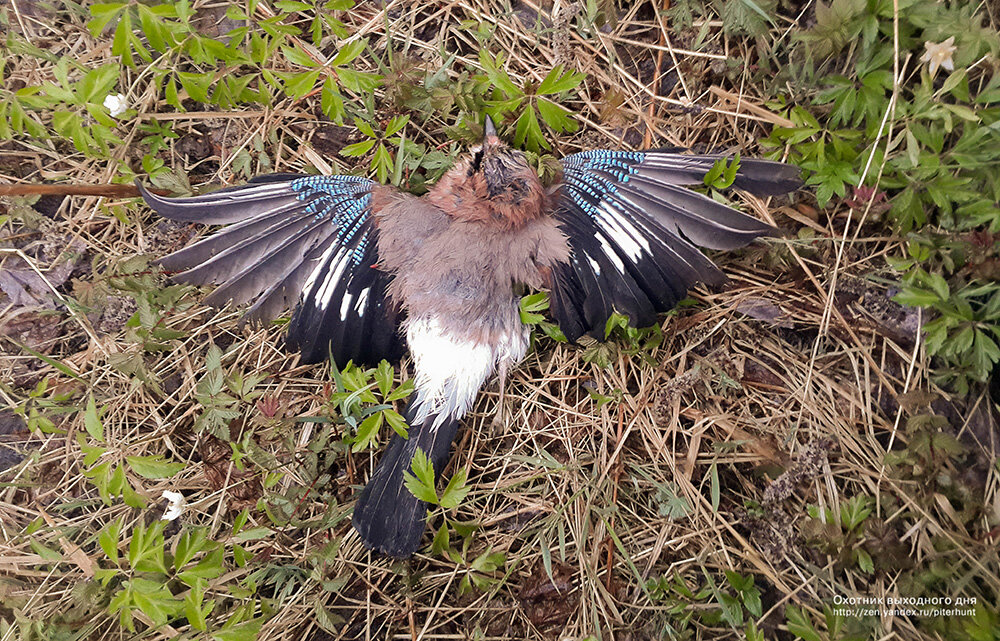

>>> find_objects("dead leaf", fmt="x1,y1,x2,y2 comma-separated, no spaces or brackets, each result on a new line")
735,297,793,328
518,559,578,632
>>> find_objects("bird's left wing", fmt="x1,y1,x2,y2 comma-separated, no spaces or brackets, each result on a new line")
546,150,800,341
137,174,405,365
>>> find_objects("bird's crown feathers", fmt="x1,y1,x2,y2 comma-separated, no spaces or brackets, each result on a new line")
427,115,545,228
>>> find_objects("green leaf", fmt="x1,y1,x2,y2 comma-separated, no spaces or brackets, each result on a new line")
385,114,409,137
177,547,224,585
513,107,546,152
535,98,577,133
126,454,185,479
431,522,450,556
785,605,822,641
99,518,122,564
709,462,720,512
211,616,263,641
743,586,763,618
403,448,438,504
894,287,940,308
479,50,522,98
536,65,584,95
340,139,375,157
30,539,62,562
374,361,393,398
232,527,273,543
330,38,367,67
519,292,549,324
439,468,471,509
336,68,381,93
177,71,213,103
352,410,383,452
282,45,318,68
184,580,211,631
926,272,950,301
174,527,209,570
284,69,321,99
856,548,874,573
84,395,104,442
383,409,409,438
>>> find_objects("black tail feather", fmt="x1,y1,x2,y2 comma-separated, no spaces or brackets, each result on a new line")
352,404,460,557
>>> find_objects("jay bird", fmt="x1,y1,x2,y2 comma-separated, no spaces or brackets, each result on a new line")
137,116,801,557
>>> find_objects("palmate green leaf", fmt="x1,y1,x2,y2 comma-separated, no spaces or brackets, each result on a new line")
177,546,225,586
330,38,368,67
174,527,209,570
283,69,321,99
839,495,871,531
385,379,414,402
519,291,548,324
513,107,548,152
479,50,522,99
128,521,168,574
535,98,577,134
177,71,213,103
536,64,585,95
785,605,822,641
337,68,381,93
128,578,184,627
136,4,178,53
403,448,438,504
385,114,409,137
703,155,740,190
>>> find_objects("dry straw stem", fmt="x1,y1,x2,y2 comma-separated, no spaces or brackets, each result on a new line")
1,0,997,640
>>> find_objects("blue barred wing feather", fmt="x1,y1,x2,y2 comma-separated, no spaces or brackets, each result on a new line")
137,174,404,366
549,150,799,341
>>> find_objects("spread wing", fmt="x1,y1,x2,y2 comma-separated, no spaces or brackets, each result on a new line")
546,150,801,341
137,175,405,366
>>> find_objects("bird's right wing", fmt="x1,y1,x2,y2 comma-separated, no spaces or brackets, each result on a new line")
137,175,405,366
546,150,800,341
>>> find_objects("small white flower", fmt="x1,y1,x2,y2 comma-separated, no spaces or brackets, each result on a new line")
161,490,186,521
103,93,128,118
920,37,957,77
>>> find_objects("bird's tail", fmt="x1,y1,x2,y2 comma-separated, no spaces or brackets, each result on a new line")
352,403,460,557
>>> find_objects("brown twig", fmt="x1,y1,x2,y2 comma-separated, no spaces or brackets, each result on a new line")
643,0,673,149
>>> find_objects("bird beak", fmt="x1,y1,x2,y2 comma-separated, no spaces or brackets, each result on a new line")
483,115,497,141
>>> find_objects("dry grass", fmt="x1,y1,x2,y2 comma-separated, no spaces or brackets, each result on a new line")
2,1,999,640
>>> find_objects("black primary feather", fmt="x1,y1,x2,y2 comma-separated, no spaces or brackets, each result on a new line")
548,150,799,340
137,176,405,366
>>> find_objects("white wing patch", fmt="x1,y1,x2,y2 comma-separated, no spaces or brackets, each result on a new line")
301,246,351,312
597,200,650,263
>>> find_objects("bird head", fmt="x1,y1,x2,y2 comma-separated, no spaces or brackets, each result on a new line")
428,115,546,228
